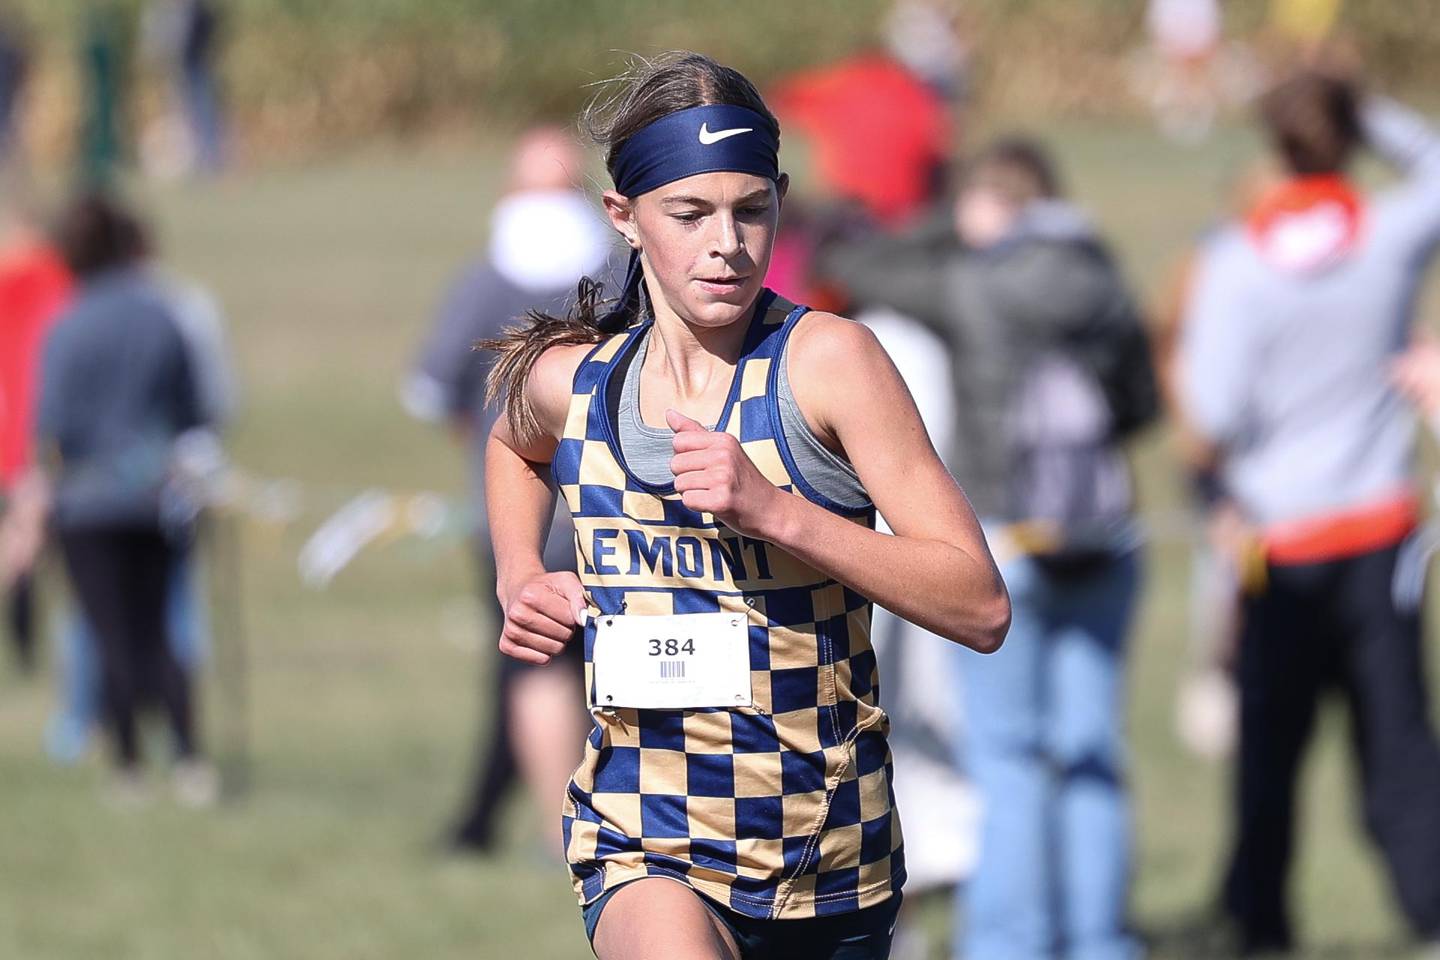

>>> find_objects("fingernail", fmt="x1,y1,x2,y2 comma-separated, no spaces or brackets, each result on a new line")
575,607,589,627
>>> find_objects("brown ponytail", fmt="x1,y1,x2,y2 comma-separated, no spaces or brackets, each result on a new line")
479,276,621,442
480,50,778,445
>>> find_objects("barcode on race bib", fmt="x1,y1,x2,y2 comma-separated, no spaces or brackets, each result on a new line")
659,660,686,679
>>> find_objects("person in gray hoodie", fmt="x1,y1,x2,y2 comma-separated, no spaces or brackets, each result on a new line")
820,139,1156,960
1178,71,1440,955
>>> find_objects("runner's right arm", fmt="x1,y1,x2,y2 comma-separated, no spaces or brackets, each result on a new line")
485,342,593,663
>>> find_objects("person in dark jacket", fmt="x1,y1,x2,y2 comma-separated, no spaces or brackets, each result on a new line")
36,192,214,805
143,0,225,175
820,138,1157,960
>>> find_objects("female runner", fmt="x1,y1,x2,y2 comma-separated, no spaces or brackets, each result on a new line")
484,51,1010,960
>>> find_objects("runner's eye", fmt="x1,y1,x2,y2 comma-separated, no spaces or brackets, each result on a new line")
671,211,704,224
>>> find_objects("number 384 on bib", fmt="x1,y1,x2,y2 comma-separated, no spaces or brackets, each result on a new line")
648,637,697,657
591,612,753,711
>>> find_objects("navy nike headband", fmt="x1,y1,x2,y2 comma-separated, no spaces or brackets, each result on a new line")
610,104,780,197
601,103,780,328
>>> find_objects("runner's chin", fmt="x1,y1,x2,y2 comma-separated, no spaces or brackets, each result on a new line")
687,279,755,326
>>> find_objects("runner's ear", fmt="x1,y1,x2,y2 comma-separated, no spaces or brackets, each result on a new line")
601,190,638,248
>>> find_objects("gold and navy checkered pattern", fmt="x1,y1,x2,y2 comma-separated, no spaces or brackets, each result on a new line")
553,290,905,920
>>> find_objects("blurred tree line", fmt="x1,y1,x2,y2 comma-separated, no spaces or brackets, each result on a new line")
10,0,1440,162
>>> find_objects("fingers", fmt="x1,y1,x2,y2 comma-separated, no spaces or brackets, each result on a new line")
679,488,721,514
511,584,580,640
673,467,721,494
498,634,554,665
499,606,570,664
670,449,720,476
671,430,722,454
672,425,743,456
665,408,707,433
497,573,591,664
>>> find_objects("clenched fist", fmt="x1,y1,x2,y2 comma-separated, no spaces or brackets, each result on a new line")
667,408,784,541
498,571,588,664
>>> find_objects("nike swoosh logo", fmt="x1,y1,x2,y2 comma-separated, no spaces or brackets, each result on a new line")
698,123,753,145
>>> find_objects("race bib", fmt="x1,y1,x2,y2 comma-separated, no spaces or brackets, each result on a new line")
591,612,752,710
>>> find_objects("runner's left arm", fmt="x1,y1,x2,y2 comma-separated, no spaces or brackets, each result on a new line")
485,342,593,663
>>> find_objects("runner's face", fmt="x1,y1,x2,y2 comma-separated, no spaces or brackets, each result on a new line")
610,171,785,329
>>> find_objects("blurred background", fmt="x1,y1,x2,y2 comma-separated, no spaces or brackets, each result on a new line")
3,1,1440,958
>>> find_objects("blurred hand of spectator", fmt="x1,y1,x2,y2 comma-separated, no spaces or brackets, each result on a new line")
1206,498,1260,583
0,468,47,589
1391,336,1440,417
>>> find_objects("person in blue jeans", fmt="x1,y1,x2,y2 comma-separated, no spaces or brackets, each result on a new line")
821,137,1157,959
957,547,1141,960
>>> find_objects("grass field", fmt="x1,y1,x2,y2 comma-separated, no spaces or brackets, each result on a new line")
2,122,1439,959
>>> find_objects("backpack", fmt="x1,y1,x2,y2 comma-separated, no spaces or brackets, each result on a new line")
1070,250,1161,441
1007,352,1139,574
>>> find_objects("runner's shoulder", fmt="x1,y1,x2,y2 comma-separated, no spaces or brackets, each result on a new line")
787,309,888,381
784,310,895,429
528,339,607,434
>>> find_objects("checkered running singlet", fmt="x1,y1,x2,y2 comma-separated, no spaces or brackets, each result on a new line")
553,290,906,920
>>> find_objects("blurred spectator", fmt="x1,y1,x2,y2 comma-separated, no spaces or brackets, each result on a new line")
770,9,956,229
1132,0,1261,143
767,3,961,309
1177,72,1440,954
861,305,978,960
881,0,972,102
821,137,1157,960
142,0,226,176
1154,161,1283,763
1149,0,1222,66
35,192,215,806
0,6,30,170
402,128,608,855
79,4,133,186
765,20,983,925
0,197,71,673
1143,0,1223,141
764,199,872,316
46,268,235,764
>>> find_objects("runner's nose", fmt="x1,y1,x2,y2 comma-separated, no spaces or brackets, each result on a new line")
712,212,743,260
